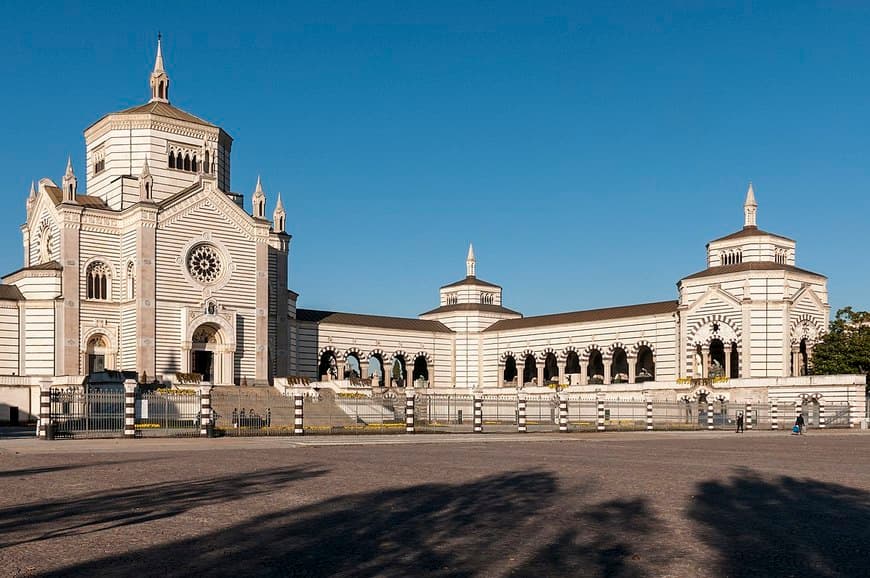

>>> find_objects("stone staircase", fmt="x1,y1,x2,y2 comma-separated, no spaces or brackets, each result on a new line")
210,385,355,428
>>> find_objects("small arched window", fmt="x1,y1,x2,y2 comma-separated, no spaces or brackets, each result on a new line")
86,261,111,300
159,81,165,99
204,150,210,174
168,151,175,169
126,261,135,300
192,155,197,172
183,154,191,172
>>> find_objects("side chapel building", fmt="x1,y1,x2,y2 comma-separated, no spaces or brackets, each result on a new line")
0,41,864,422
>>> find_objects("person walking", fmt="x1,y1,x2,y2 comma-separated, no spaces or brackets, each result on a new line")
736,412,744,433
795,413,805,435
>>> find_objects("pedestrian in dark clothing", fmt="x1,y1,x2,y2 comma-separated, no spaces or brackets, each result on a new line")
795,414,805,435
736,412,744,433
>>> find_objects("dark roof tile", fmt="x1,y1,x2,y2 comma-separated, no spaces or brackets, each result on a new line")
483,300,679,332
441,276,501,289
296,309,453,333
420,303,521,317
710,226,794,243
681,261,825,281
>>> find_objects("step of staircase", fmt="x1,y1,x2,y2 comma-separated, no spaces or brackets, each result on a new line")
209,386,354,428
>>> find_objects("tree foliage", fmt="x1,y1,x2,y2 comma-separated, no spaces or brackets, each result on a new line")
810,307,870,377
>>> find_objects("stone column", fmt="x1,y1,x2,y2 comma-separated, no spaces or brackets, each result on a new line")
473,394,483,433
199,385,213,437
498,361,504,387
59,205,83,375
770,399,779,430
124,379,137,439
38,379,52,440
517,393,527,433
579,361,588,385
791,345,800,376
536,365,545,387
628,356,637,383
558,393,568,433
293,393,304,435
646,398,653,431
724,344,733,378
596,395,606,431
702,346,710,378
360,360,369,383
707,400,714,430
135,203,158,381
405,389,415,434
558,365,566,388
603,359,612,384
254,224,270,385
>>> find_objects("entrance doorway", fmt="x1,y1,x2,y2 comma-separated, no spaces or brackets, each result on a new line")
192,350,214,382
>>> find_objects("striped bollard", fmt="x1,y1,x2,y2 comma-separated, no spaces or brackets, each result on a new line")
596,397,605,431
558,394,568,433
517,394,527,433
199,386,212,437
818,400,826,429
473,395,483,433
707,401,714,430
293,394,304,435
849,402,856,428
770,400,778,430
38,380,52,440
646,399,653,431
745,401,753,430
405,390,415,434
124,379,137,438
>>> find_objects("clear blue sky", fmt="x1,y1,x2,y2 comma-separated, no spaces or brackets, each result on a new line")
2,1,868,318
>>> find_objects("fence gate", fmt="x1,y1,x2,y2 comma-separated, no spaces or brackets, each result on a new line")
137,391,201,437
50,387,125,439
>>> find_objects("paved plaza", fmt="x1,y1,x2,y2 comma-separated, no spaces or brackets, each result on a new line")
0,431,868,577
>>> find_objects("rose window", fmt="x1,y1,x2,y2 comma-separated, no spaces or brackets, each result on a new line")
187,244,223,284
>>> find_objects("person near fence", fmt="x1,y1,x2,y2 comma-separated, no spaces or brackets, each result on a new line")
736,411,744,433
795,413,805,435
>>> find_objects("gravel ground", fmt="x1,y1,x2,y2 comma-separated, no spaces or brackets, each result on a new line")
0,430,867,577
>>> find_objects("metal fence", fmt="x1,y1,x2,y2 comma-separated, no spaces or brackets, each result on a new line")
50,387,125,439
136,391,201,437
41,387,856,439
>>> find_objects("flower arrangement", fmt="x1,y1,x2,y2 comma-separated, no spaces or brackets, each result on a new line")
175,372,203,385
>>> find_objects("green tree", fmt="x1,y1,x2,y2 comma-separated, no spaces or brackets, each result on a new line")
810,307,870,377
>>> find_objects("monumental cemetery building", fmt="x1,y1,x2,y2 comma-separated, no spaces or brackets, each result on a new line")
0,41,864,425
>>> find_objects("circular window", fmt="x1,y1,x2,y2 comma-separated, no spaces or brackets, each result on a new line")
186,243,223,284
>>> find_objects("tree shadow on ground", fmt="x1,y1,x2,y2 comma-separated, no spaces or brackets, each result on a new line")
688,469,870,578
44,470,664,577
0,457,166,479
0,464,327,548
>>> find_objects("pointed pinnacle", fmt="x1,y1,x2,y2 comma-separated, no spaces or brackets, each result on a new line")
745,182,757,206
275,192,285,212
467,243,475,261
141,157,151,176
154,33,165,72
254,175,264,196
29,180,36,198
65,156,75,176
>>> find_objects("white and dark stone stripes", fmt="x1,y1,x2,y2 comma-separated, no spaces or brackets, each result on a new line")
294,394,304,435
596,397,605,431
745,401,753,430
646,399,653,431
517,395,527,433
770,400,779,430
405,391,415,434
818,401,826,429
707,401,714,430
38,381,51,439
558,395,568,433
199,388,212,437
473,395,483,433
124,380,137,438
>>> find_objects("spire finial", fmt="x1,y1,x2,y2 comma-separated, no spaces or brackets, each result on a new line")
29,180,36,198
149,33,170,103
252,175,266,219
62,156,77,202
273,192,286,233
744,181,757,228
65,155,74,176
466,243,476,277
140,156,151,176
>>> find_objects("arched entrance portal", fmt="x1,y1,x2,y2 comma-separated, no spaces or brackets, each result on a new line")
186,323,235,384
86,335,109,375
